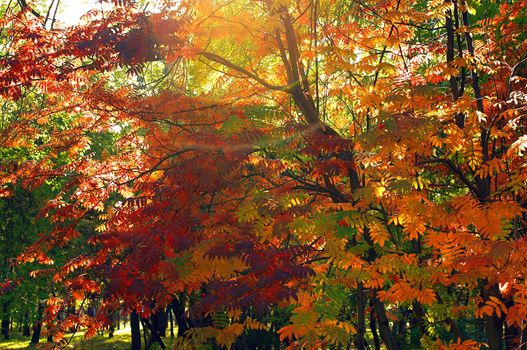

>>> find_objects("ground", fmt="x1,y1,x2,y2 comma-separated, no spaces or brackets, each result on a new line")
0,326,173,349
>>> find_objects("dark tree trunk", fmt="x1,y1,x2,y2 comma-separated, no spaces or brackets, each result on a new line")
1,318,9,340
23,324,31,337
151,309,167,338
169,308,174,338
372,297,399,350
131,310,141,350
109,323,115,338
481,285,504,350
21,311,30,336
370,305,381,350
354,282,366,350
171,296,189,337
30,304,44,344
1,301,9,340
141,318,148,348
504,322,520,350
30,323,42,344
109,312,118,338
485,315,504,350
142,315,166,349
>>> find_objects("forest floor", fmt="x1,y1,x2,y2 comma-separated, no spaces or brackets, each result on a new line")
0,325,174,349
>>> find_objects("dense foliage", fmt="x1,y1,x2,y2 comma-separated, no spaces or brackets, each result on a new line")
1,0,527,349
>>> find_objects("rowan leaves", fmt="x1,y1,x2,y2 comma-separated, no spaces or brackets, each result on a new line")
1,0,527,348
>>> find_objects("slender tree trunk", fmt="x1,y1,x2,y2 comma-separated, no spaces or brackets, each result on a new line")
169,308,174,338
355,282,366,350
171,296,189,337
140,318,148,348
156,309,167,338
482,285,504,350
109,321,115,338
22,311,30,337
142,316,166,350
31,320,42,344
1,301,10,340
30,323,42,344
363,228,399,350
370,303,381,350
149,311,166,348
372,297,399,350
504,323,519,350
131,310,141,350
30,304,44,344
485,315,504,350
444,0,465,128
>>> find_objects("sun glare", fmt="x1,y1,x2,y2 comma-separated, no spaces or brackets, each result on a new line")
57,0,111,26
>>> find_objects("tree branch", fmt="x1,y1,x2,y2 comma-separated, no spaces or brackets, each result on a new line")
201,51,291,92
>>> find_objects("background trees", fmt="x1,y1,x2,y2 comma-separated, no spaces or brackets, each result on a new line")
0,0,526,349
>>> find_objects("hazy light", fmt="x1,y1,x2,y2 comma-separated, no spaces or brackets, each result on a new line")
55,0,111,27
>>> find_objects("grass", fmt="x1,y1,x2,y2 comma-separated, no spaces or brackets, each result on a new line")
0,325,173,350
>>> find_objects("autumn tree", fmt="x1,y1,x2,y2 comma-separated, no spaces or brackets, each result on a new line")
0,0,526,349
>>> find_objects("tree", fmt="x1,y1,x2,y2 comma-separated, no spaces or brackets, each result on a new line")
0,0,526,349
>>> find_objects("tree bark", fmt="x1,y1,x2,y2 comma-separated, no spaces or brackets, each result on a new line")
23,324,31,337
169,308,174,338
30,304,44,344
355,282,366,350
485,315,504,350
131,310,141,350
370,303,381,350
171,296,189,337
30,323,41,344
1,301,9,340
372,296,399,350
482,285,504,350
444,0,465,128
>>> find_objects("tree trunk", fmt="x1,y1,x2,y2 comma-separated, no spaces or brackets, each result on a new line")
171,296,189,337
147,311,166,348
131,310,141,350
354,282,366,350
1,309,9,340
370,303,381,350
23,320,31,337
485,315,504,350
30,322,42,344
141,318,148,348
153,309,167,338
482,285,504,350
109,323,115,338
169,308,174,338
372,297,399,350
30,304,44,344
